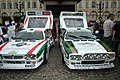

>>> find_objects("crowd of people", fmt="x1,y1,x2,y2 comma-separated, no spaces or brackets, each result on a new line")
93,13,120,60
0,18,24,45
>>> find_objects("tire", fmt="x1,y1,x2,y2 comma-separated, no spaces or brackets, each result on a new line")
43,47,48,64
62,53,65,64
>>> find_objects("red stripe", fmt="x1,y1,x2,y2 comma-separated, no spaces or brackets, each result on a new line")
27,39,46,54
0,42,9,51
24,17,28,24
50,17,52,29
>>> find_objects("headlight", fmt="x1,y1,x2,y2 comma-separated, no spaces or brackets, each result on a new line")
24,54,36,60
70,55,76,60
76,55,82,61
106,54,115,60
83,54,91,60
70,55,82,61
84,54,105,60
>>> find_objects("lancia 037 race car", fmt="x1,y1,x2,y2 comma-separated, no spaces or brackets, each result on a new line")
0,28,54,69
59,12,115,69
59,28,115,69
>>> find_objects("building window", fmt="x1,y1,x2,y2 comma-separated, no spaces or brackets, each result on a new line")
92,1,96,8
14,2,18,9
7,2,12,9
1,3,6,9
27,2,30,8
105,2,108,8
111,1,116,8
86,1,89,8
90,11,97,20
32,2,37,8
116,12,120,18
21,2,24,9
40,3,42,8
118,2,120,8
79,2,82,8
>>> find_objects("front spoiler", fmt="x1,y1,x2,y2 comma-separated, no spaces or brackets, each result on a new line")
67,63,114,70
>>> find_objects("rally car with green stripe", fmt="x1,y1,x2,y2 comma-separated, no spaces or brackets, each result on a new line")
60,28,115,69
0,28,54,69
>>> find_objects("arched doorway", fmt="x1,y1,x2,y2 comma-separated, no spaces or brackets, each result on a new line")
1,12,10,24
103,11,110,20
89,11,98,21
13,12,20,23
116,11,120,21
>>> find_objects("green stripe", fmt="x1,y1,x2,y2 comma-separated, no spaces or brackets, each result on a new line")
63,41,77,54
97,40,112,52
36,42,47,58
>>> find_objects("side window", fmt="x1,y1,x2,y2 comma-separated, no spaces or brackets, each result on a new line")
45,29,52,38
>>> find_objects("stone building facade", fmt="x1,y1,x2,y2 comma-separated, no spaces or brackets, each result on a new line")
0,0,120,24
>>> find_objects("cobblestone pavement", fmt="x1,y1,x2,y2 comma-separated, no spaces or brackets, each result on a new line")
0,41,120,80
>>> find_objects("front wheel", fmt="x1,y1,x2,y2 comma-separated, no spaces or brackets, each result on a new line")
43,47,49,63
62,53,65,64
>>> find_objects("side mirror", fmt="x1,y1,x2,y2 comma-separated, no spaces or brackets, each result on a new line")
60,34,64,39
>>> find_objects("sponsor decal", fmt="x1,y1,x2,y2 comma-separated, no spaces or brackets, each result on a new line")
0,42,9,51
16,42,30,47
8,51,17,54
27,39,46,55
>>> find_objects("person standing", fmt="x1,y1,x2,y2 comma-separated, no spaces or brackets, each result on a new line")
7,20,16,41
103,14,115,47
112,22,120,59
0,27,4,44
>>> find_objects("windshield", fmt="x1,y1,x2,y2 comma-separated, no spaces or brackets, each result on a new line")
14,31,44,40
65,31,95,40
64,18,84,28
28,17,48,28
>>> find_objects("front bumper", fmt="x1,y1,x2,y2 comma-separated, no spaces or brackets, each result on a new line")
67,63,114,69
0,58,43,69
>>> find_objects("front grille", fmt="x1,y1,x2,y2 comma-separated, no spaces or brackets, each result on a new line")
3,61,25,64
81,60,105,64
3,55,24,59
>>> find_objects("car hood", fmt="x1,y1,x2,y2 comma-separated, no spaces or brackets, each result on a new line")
64,40,107,55
0,40,46,55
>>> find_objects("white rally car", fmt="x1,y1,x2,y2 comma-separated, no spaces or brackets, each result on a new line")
59,12,115,69
60,28,115,69
0,28,54,69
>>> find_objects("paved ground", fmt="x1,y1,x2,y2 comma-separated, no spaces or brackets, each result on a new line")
0,41,120,80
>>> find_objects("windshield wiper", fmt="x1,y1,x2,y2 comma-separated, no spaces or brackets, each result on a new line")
13,38,24,40
79,36,95,39
68,35,81,39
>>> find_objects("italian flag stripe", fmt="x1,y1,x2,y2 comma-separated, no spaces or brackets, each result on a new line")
63,41,77,54
36,42,47,58
27,39,46,54
66,42,77,53
0,42,9,51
